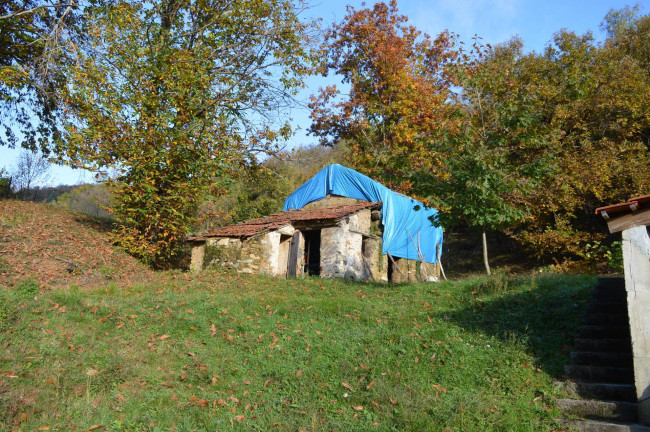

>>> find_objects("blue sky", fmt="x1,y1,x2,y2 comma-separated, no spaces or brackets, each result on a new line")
1,0,647,186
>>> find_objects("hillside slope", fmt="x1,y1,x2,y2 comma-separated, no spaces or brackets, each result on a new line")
0,199,153,288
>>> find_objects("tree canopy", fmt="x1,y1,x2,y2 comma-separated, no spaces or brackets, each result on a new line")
310,1,650,271
2,0,316,266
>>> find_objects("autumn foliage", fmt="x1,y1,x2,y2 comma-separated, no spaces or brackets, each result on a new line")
309,0,460,193
310,2,650,269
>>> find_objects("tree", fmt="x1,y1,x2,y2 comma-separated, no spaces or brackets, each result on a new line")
50,0,315,266
421,38,557,274
0,0,81,153
196,143,350,231
308,0,460,193
11,148,51,198
512,24,650,266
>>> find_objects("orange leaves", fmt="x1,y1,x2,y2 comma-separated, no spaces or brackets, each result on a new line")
189,397,210,407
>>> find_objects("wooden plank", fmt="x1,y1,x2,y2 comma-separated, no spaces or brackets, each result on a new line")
607,207,650,233
287,232,300,277
349,229,381,240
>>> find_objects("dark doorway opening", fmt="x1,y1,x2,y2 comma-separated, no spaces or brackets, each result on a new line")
303,230,321,276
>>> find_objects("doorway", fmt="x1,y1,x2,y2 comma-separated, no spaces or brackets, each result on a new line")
302,230,321,276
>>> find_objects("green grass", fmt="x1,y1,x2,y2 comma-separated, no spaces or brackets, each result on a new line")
0,272,596,431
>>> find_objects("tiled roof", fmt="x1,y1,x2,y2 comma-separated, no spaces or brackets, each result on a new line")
595,194,650,220
189,201,381,240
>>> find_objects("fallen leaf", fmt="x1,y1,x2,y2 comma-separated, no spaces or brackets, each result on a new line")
342,381,354,392
296,370,303,378
87,425,103,431
264,378,273,388
389,397,398,405
352,406,363,411
38,427,51,431
159,334,171,341
366,380,375,390
234,415,245,422
432,384,447,393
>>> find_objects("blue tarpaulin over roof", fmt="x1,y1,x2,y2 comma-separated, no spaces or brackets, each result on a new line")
283,164,443,264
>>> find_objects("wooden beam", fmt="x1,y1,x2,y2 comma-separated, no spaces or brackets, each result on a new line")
386,252,406,281
607,207,650,233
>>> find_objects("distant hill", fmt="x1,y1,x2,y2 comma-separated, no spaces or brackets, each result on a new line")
0,199,152,288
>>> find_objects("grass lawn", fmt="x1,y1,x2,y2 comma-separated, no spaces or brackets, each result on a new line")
0,271,595,431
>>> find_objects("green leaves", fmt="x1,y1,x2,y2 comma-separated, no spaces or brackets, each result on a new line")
54,0,316,266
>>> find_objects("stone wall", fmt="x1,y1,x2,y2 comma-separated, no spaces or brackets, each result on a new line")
303,195,364,210
194,234,276,275
622,225,650,424
320,210,371,280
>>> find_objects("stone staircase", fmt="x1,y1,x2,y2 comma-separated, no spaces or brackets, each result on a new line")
556,277,649,431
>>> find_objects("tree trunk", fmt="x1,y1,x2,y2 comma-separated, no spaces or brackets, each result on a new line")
482,229,491,275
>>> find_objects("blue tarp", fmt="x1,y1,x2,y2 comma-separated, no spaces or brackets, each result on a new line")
283,164,443,264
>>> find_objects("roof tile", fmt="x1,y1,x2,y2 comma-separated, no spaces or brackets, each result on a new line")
189,201,381,240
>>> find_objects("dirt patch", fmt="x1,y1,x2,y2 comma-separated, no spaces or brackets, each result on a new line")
0,199,155,289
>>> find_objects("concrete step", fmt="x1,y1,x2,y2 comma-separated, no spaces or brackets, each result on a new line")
587,302,628,314
578,326,631,340
565,365,635,384
557,418,650,432
562,381,638,402
571,351,634,368
593,284,627,302
596,277,626,290
583,313,630,326
556,399,638,423
575,338,633,354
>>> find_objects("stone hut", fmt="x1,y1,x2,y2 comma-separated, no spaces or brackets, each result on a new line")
189,200,391,281
189,165,444,283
